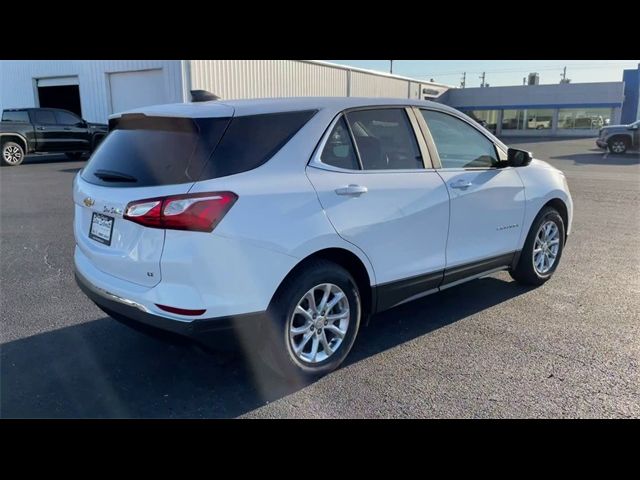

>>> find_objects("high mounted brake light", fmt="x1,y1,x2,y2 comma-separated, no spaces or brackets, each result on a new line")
123,191,237,232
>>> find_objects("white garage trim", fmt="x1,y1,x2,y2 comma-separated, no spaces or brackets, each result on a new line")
36,76,80,87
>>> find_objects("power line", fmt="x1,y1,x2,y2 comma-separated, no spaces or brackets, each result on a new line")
416,62,637,78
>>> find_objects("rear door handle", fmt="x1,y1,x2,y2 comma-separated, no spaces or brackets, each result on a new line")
64,127,71,131
450,180,472,190
36,126,46,130
335,184,368,196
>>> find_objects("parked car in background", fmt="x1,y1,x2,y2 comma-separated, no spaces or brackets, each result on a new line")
74,97,573,379
596,119,640,154
1,108,108,166
527,118,551,129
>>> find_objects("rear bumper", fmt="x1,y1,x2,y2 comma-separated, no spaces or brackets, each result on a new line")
75,269,265,344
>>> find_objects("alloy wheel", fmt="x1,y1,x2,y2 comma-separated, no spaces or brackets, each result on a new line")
2,145,23,165
533,220,560,275
288,283,350,364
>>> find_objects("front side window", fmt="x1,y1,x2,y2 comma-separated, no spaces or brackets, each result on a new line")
320,117,360,170
33,110,56,124
55,110,82,126
345,108,423,170
421,110,498,169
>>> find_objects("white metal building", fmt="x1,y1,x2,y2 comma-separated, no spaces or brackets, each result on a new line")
0,60,450,124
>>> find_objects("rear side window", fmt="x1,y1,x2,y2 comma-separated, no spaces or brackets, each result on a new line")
82,115,231,187
198,110,317,179
2,111,29,122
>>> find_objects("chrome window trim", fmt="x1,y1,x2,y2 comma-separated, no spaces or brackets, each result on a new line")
308,105,437,174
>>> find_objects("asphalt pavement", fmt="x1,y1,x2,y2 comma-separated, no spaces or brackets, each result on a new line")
1,138,638,418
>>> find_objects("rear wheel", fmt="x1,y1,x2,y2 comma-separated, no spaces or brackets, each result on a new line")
608,137,628,154
510,206,565,286
258,260,361,380
1,141,25,166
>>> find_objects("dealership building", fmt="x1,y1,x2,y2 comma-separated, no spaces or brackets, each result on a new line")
1,60,638,137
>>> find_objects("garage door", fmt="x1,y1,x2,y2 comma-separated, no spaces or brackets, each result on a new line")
109,69,167,114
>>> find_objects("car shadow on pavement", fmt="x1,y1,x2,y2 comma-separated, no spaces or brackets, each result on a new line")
550,151,640,166
0,276,534,419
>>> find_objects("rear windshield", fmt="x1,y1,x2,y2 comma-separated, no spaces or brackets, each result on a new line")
82,115,230,187
81,110,316,187
2,111,29,123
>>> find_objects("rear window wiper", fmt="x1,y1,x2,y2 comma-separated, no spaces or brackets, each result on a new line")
93,169,138,182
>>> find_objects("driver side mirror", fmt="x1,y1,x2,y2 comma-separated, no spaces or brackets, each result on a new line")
506,147,533,167
77,120,88,128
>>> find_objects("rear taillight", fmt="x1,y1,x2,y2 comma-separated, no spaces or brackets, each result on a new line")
124,191,237,232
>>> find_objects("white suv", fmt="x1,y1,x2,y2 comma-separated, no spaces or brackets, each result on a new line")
74,97,573,378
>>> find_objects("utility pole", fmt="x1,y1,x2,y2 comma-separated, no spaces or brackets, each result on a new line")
479,72,486,88
560,66,571,84
460,72,466,88
390,60,393,74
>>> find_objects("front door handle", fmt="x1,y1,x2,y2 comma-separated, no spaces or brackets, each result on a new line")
64,127,71,131
335,184,368,196
450,180,472,190
36,126,46,130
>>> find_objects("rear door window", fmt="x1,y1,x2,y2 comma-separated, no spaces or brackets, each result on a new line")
2,111,29,122
320,116,361,170
345,108,423,170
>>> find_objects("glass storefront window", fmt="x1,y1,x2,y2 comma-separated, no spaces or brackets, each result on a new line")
558,108,613,130
463,110,500,134
525,109,553,130
502,110,526,130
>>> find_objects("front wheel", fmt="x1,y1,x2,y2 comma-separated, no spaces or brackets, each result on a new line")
510,207,565,286
1,141,25,166
258,259,361,380
608,137,628,154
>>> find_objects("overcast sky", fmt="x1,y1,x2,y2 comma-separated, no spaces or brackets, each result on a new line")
325,60,640,88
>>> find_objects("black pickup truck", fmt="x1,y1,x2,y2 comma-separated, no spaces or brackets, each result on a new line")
1,108,108,166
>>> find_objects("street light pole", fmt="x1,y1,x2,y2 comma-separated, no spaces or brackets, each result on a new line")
390,60,393,74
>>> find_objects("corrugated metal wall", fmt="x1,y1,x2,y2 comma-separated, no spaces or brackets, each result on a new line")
349,71,409,98
0,60,183,123
189,60,349,99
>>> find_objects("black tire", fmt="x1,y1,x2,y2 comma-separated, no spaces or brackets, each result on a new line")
1,141,25,166
608,137,628,154
510,206,565,286
257,259,361,380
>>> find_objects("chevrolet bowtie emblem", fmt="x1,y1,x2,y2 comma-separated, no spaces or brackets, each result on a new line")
83,197,95,207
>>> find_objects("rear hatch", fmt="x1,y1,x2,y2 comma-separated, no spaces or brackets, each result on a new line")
73,107,233,287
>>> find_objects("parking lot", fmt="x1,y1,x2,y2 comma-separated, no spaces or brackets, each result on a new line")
1,137,638,418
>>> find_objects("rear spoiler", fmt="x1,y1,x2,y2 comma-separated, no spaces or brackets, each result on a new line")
190,90,221,102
